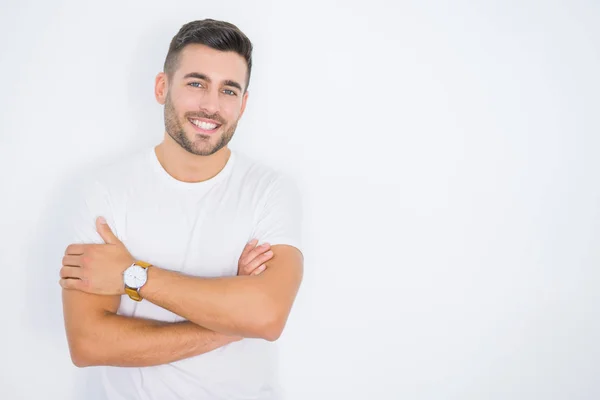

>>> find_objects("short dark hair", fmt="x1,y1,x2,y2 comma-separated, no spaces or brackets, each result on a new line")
163,19,253,91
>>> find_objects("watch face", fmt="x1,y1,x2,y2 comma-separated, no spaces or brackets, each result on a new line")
124,265,147,289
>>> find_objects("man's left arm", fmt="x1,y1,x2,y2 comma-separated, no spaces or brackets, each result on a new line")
140,244,303,341
61,175,305,341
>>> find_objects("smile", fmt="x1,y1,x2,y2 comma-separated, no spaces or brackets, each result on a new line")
188,118,222,134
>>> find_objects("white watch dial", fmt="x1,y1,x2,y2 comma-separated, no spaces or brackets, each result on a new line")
124,265,148,289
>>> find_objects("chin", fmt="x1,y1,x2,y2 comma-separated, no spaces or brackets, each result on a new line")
191,140,222,156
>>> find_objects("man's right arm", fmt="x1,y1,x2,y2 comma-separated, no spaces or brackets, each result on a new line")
61,178,243,368
62,289,239,368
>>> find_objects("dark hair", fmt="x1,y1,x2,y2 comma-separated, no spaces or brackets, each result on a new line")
164,19,253,91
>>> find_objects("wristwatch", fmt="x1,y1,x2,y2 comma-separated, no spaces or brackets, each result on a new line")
123,260,152,301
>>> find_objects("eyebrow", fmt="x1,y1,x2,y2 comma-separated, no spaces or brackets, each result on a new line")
183,72,243,92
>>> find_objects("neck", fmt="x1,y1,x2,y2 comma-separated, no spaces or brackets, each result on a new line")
155,135,231,183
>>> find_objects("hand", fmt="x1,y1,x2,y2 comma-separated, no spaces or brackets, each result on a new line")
237,239,273,276
59,217,134,295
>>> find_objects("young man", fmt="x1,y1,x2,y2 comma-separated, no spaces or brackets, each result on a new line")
59,19,304,400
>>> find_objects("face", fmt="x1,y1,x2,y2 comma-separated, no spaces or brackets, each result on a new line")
156,44,249,156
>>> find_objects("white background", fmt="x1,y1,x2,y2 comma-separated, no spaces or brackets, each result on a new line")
1,0,599,399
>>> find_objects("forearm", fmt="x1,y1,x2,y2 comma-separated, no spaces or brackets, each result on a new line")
71,313,239,368
139,267,277,340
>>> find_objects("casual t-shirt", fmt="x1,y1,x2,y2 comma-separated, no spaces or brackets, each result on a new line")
68,146,303,400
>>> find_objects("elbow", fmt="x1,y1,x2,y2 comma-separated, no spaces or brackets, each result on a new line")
71,355,92,368
258,309,287,342
263,326,283,342
66,312,115,368
69,347,91,368
69,343,92,368
249,290,293,341
68,337,100,368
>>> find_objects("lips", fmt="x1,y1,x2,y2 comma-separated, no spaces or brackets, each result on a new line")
188,118,222,134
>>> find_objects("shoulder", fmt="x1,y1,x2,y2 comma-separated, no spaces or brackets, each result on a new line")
231,150,301,196
76,147,152,198
230,151,303,222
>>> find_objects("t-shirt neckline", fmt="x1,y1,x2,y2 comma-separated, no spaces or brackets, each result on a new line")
149,146,236,192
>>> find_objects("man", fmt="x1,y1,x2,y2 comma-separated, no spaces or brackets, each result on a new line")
59,19,304,400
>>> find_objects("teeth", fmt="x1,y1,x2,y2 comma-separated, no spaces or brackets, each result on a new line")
191,119,218,130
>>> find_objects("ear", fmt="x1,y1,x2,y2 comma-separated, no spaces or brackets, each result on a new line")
155,72,168,105
238,90,249,119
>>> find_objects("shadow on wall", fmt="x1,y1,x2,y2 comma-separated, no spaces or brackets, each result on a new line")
20,18,175,354
126,19,178,143
23,147,154,399
20,20,184,399
21,161,106,399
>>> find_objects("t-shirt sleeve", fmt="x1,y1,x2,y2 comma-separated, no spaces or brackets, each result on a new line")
251,175,304,253
68,178,118,246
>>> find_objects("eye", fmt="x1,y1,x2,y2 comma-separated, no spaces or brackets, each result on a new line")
223,89,237,96
188,82,203,88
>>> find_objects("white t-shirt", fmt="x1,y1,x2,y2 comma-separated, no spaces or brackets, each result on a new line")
68,146,303,400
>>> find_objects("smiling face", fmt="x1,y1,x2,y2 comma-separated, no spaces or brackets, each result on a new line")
156,43,249,156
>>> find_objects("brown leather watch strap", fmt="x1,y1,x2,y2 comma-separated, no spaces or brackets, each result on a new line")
125,286,142,302
135,260,152,269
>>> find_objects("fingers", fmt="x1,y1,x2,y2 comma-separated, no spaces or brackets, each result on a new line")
60,254,84,281
62,255,82,267
240,242,271,266
96,217,119,245
252,264,267,275
239,239,258,261
59,278,83,290
64,244,84,255
242,249,274,275
60,266,83,279
237,240,273,276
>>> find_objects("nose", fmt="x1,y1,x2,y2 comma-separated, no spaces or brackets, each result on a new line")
197,87,220,116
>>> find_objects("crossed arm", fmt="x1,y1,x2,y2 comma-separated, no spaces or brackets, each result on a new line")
61,220,304,368
139,244,303,340
62,290,237,367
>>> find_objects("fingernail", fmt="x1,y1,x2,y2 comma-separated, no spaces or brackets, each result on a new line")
98,216,107,225
265,251,273,256
254,265,266,275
